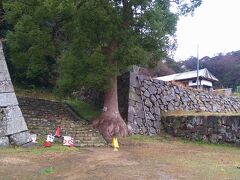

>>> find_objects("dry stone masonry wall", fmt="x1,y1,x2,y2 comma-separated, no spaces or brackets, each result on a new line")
127,72,240,144
0,42,32,147
162,115,240,145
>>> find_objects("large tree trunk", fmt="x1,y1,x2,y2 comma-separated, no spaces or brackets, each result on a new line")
93,75,128,143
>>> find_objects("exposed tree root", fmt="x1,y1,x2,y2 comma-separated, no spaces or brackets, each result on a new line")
93,113,128,143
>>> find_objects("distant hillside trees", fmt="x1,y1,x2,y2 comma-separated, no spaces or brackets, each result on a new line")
178,51,240,90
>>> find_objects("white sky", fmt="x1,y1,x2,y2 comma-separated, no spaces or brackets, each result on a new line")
174,0,240,61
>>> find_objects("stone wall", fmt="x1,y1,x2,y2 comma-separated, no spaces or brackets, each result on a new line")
0,41,32,147
18,97,106,147
162,115,240,145
0,108,9,147
127,72,240,136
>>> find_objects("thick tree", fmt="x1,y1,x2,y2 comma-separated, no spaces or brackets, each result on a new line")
4,0,202,142
58,0,202,142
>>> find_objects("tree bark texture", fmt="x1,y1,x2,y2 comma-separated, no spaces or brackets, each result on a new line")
93,75,128,143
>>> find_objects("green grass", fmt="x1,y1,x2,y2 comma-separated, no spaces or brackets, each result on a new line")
0,143,79,155
126,134,239,149
162,110,240,117
15,86,59,101
233,92,240,97
39,167,56,175
66,99,101,120
126,134,164,143
15,86,101,121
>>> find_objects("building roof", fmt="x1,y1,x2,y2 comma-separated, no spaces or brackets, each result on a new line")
154,68,219,82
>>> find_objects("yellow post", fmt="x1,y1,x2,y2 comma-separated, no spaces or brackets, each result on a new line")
112,137,119,151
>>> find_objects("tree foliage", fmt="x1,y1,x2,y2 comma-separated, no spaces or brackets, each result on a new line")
3,0,74,86
3,0,202,92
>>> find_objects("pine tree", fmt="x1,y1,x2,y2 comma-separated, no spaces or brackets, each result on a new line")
3,0,202,142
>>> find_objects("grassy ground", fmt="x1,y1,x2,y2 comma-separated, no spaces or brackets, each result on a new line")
66,99,101,121
0,135,240,180
15,86,59,101
15,86,101,121
233,92,240,98
162,110,240,117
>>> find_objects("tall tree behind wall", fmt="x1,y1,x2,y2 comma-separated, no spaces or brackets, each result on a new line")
4,0,202,142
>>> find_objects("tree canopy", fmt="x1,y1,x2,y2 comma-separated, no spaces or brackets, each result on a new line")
3,0,202,141
3,0,202,92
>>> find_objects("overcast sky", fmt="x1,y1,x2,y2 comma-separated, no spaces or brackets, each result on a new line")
174,0,240,61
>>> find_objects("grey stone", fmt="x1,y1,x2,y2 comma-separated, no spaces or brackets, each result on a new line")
157,88,162,94
186,124,193,129
162,90,167,96
129,92,141,102
137,111,145,119
0,137,9,147
143,90,150,98
136,118,143,126
128,106,136,114
149,86,157,94
0,71,11,82
3,106,23,119
162,99,168,106
0,110,4,120
129,73,138,87
144,80,152,86
153,101,159,107
208,134,218,143
128,99,135,106
21,142,35,148
212,105,219,112
0,80,14,93
149,127,156,134
154,107,161,116
192,117,202,126
218,126,226,134
0,116,7,136
153,120,160,129
0,93,19,107
6,116,28,135
146,112,154,120
145,99,152,107
150,107,155,114
164,96,172,102
167,104,174,111
9,131,32,146
0,59,8,71
181,97,189,103
128,113,134,122
160,105,165,110
175,87,180,94
150,95,157,102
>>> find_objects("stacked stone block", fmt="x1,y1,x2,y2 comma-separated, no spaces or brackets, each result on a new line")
162,115,240,145
0,41,32,147
127,72,240,138
19,97,106,147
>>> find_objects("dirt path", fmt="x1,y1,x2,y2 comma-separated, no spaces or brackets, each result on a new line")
0,147,174,180
0,137,240,180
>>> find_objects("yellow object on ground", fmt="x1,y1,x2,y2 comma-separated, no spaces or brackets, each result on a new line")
112,137,119,151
